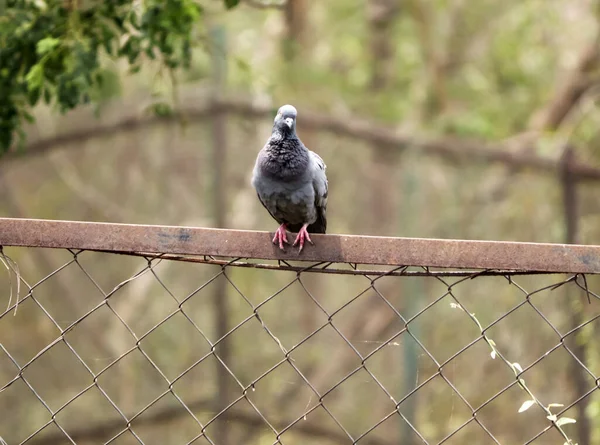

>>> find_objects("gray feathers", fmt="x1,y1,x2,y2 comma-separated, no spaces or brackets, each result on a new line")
252,104,328,234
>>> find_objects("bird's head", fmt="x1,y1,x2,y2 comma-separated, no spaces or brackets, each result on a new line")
273,104,298,137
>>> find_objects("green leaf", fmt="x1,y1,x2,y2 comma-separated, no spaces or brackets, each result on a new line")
25,64,44,90
43,88,52,105
488,338,497,359
512,362,523,373
36,37,60,55
518,400,535,413
102,38,114,56
146,101,173,117
224,0,241,9
28,87,41,106
22,110,35,124
556,417,576,426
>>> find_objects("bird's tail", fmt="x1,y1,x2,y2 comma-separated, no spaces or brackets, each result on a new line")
308,209,327,234
288,216,326,234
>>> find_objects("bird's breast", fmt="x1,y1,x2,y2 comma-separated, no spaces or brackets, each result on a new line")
256,177,316,223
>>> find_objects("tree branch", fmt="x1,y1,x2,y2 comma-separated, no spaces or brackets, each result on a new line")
10,95,600,181
27,396,395,445
528,33,600,132
244,0,285,10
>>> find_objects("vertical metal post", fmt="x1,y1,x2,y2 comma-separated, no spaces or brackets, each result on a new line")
210,24,231,445
561,145,590,445
400,150,419,444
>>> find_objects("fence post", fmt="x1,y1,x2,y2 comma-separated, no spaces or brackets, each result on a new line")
398,149,420,444
210,23,231,445
560,145,590,445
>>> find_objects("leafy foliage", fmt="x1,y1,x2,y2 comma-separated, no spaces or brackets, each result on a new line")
0,0,240,153
224,0,241,9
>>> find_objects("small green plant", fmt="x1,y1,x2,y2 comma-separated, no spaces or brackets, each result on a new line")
0,247,20,316
450,299,578,445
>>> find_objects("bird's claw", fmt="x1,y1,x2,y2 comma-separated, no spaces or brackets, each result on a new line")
272,225,289,250
292,225,313,253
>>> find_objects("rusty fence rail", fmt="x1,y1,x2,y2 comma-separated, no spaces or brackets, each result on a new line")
1,218,600,445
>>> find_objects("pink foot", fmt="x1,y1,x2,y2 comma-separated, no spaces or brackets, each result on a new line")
272,224,289,250
292,223,313,253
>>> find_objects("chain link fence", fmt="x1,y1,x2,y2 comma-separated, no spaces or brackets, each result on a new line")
1,220,600,445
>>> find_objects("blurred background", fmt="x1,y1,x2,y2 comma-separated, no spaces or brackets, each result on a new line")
2,0,600,444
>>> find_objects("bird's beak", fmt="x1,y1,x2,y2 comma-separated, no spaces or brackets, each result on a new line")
284,117,294,128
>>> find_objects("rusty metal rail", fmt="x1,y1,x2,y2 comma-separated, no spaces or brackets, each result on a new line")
0,218,599,273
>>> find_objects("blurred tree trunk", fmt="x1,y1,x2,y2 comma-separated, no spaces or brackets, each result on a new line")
409,0,465,118
282,0,320,336
283,0,308,62
367,0,399,236
282,0,315,150
209,24,232,445
281,0,316,152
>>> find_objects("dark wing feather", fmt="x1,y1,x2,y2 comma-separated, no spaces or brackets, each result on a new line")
308,150,328,234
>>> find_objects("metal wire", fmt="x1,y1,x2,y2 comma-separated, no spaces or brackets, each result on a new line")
1,247,598,445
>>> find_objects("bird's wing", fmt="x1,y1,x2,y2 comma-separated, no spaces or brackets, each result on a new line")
256,190,280,223
309,150,328,233
252,148,283,224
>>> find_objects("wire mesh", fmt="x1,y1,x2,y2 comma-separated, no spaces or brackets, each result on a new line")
1,245,599,445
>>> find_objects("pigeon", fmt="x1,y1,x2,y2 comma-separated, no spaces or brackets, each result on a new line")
252,104,328,252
